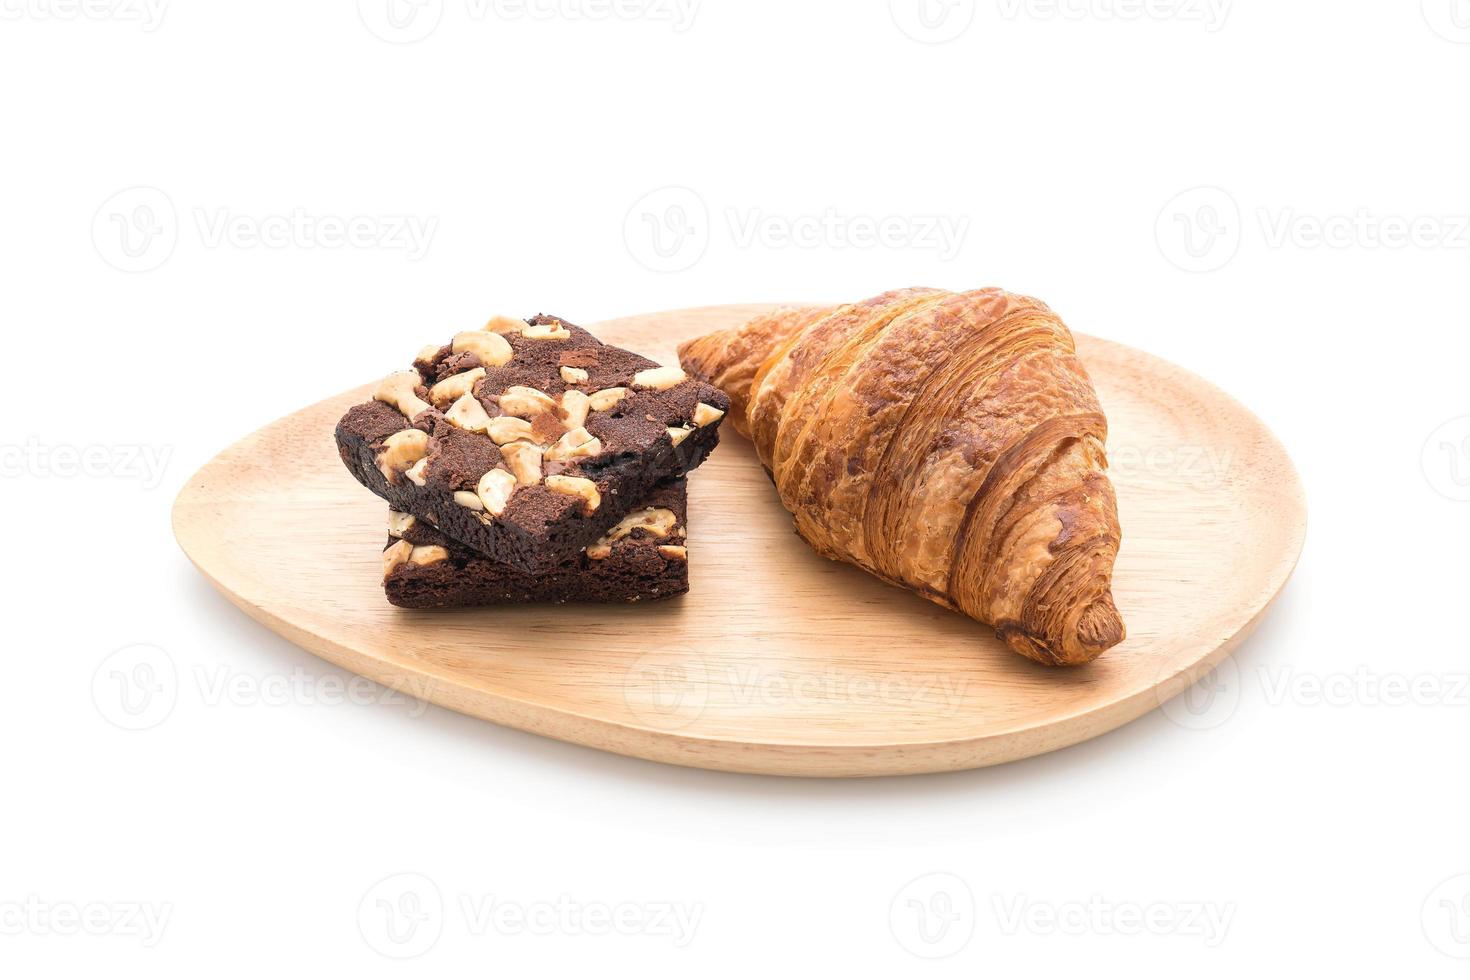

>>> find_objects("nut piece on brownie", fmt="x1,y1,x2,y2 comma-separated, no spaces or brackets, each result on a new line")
335,313,729,573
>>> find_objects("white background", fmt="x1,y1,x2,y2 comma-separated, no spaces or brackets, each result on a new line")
3,0,1468,975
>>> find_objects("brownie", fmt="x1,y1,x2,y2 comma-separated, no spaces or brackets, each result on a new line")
381,479,691,607
336,313,729,574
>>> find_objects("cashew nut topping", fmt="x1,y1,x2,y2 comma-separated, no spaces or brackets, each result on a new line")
587,387,628,412
476,468,517,516
408,545,449,566
544,475,601,515
499,441,544,485
483,314,527,334
374,371,433,420
445,392,492,433
559,389,590,430
485,416,536,446
560,366,589,385
429,368,486,408
382,539,413,577
522,322,571,340
631,365,687,391
452,330,513,368
545,427,602,461
692,402,725,427
498,385,557,418
601,507,679,543
453,490,484,511
377,428,430,481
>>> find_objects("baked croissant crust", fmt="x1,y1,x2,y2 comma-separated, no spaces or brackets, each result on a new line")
679,288,1125,666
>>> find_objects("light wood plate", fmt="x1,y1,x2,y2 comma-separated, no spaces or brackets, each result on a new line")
172,304,1305,777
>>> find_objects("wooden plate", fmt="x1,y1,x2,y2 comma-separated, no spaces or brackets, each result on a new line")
172,304,1306,777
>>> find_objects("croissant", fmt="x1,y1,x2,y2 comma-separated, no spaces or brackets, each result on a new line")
679,287,1125,666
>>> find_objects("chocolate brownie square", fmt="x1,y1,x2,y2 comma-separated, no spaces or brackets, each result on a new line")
381,479,690,607
336,313,728,574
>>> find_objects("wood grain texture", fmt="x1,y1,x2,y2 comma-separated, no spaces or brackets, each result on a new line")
171,304,1306,777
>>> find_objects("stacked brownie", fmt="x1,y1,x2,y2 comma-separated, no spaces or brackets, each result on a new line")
336,313,728,607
